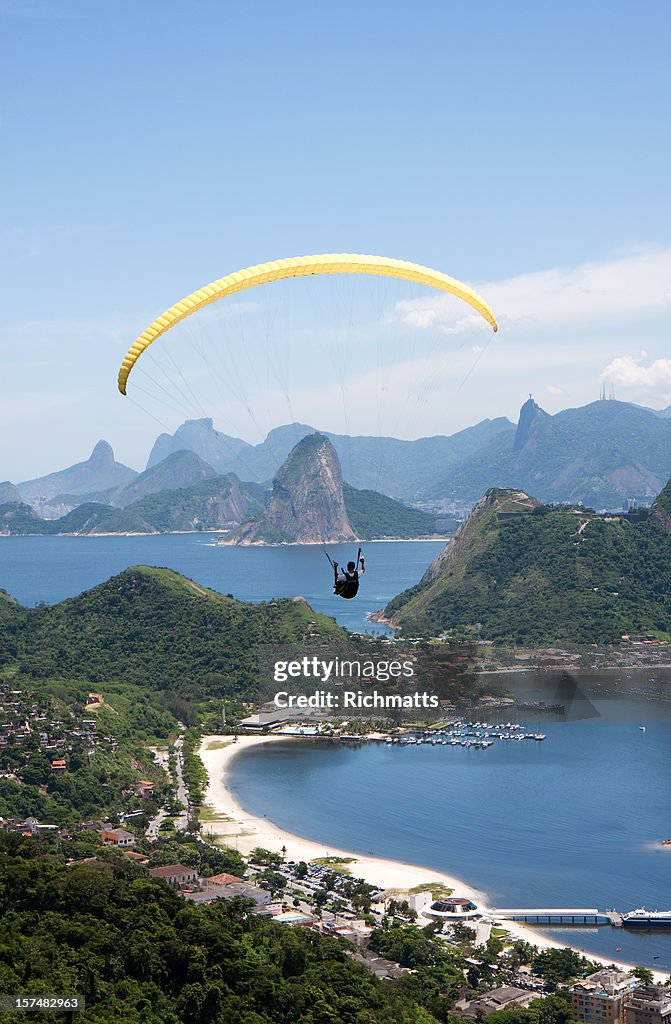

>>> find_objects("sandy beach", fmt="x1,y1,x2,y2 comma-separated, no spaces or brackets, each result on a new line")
199,733,485,900
199,734,668,981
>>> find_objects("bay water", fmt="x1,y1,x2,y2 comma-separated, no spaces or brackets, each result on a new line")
229,698,671,971
0,533,444,633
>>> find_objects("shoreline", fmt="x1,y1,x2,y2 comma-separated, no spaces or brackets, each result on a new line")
216,536,451,547
199,733,485,901
199,734,668,981
0,532,451,542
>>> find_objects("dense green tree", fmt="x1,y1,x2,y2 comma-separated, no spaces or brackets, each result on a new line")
0,833,437,1024
14,566,345,699
532,947,592,986
257,869,287,896
630,966,654,985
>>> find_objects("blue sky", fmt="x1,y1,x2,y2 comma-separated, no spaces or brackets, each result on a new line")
2,0,670,479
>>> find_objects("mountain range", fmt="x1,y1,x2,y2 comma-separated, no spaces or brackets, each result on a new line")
7,396,671,512
432,397,671,508
0,471,266,536
0,436,440,539
137,398,671,507
17,440,137,506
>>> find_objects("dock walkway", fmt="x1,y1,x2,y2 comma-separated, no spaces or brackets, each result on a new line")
493,908,609,925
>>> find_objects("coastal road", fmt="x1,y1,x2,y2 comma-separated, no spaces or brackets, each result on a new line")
146,806,168,839
146,724,189,837
173,727,190,831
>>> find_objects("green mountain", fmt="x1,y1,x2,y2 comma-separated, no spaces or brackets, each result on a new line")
0,588,23,665
127,473,265,531
0,501,156,536
343,483,441,539
14,565,346,697
385,485,671,644
53,450,226,509
107,449,219,507
0,480,21,503
0,502,50,534
0,474,265,536
650,477,671,529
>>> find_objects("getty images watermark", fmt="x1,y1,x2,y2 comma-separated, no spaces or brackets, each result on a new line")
272,653,438,711
257,642,481,720
256,642,671,725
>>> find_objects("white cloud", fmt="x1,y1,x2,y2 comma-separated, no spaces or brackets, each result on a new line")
601,355,671,402
393,247,671,335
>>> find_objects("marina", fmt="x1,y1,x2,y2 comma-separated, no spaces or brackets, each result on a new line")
272,721,548,749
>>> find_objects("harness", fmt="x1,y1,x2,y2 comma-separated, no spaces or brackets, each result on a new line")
325,547,364,600
334,571,359,600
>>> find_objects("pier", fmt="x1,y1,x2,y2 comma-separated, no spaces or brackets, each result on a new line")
493,908,610,925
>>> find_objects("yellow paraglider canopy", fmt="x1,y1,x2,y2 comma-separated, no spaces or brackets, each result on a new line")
118,253,498,394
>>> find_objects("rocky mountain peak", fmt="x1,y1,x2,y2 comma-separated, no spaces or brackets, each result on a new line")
513,396,549,452
221,433,357,545
89,440,115,464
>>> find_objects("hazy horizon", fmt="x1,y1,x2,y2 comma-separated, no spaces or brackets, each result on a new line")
6,390,669,483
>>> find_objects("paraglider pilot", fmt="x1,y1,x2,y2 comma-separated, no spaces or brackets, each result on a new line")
332,549,365,600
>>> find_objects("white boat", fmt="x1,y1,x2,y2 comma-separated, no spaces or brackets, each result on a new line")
622,908,671,927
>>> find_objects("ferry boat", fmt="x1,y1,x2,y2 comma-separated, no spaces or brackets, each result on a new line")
622,908,671,927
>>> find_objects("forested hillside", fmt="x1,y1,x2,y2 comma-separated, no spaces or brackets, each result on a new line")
4,566,345,698
386,487,671,644
0,833,434,1024
0,676,176,826
343,484,440,538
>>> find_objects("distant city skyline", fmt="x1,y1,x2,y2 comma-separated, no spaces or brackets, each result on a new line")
2,1,670,479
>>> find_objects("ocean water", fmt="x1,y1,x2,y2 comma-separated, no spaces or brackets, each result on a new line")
228,695,671,972
0,534,445,633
